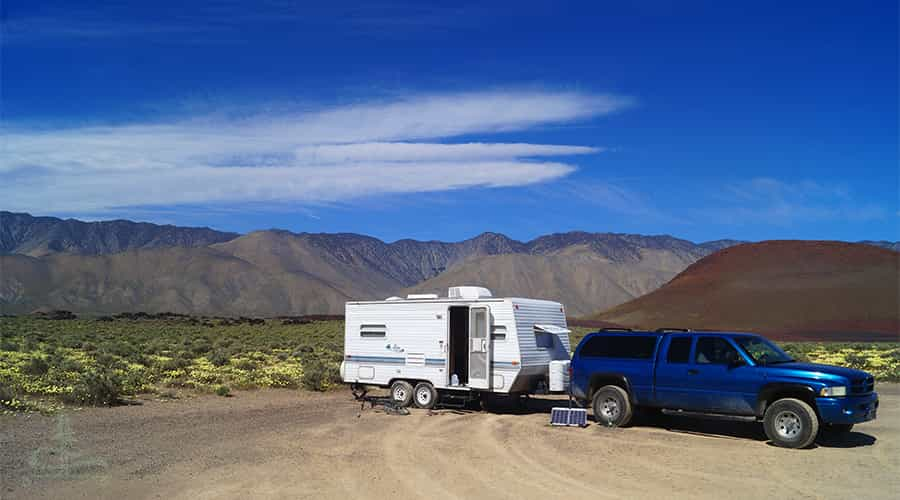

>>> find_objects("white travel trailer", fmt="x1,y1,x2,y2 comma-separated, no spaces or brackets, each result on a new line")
341,286,571,409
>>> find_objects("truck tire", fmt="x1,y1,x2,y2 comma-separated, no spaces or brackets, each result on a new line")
390,380,414,407
413,382,438,409
592,385,633,427
763,398,819,448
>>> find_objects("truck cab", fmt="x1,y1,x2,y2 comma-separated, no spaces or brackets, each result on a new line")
570,329,879,448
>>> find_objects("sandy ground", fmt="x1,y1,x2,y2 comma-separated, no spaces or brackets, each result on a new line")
1,386,898,500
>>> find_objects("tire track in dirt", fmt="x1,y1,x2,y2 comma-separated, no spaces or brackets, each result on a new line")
3,389,897,500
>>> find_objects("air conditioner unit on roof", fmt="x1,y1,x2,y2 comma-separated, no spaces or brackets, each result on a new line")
406,293,439,300
448,286,493,299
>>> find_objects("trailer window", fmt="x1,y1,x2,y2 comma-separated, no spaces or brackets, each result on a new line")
491,326,507,341
580,335,657,359
534,327,554,348
359,324,386,338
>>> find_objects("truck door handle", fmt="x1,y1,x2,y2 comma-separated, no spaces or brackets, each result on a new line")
687,369,699,375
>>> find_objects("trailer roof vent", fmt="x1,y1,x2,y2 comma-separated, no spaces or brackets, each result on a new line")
406,293,439,300
448,286,493,299
385,296,403,301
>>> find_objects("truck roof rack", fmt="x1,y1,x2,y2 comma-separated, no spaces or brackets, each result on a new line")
655,328,692,333
599,327,633,332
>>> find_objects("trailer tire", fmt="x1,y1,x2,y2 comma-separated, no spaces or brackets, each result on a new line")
592,385,633,427
413,382,438,409
390,380,414,407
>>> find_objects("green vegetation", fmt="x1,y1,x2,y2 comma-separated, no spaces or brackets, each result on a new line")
1,317,896,413
781,342,900,382
0,316,343,410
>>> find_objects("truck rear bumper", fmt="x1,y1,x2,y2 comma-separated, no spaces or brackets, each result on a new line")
816,392,878,425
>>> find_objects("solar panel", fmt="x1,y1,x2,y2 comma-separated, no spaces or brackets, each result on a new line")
550,407,588,427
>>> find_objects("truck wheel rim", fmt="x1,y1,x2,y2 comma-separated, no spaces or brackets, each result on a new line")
416,388,431,405
775,410,802,439
393,386,407,401
600,397,620,420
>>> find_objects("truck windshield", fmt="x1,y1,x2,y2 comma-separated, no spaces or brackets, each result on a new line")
734,336,793,364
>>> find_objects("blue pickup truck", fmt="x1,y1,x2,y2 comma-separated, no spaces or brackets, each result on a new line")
570,329,879,448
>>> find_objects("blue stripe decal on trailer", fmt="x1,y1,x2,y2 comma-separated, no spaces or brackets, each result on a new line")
345,355,405,364
345,355,447,365
346,355,518,368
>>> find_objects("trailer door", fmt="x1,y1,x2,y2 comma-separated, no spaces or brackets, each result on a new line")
468,306,491,389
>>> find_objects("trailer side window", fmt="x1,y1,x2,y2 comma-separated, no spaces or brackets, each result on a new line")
491,325,507,341
359,324,386,338
534,327,554,348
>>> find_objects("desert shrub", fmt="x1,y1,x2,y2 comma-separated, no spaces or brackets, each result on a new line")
65,369,122,406
0,384,15,409
207,350,230,367
23,356,50,376
301,358,341,391
232,358,258,371
215,385,231,397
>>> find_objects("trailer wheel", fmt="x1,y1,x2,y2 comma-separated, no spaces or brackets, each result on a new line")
592,385,633,427
390,380,414,407
413,382,438,409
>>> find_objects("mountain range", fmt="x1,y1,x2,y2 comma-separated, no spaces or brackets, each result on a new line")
0,211,897,321
1,211,743,316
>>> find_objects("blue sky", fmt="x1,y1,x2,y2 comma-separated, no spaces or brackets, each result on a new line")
2,0,897,243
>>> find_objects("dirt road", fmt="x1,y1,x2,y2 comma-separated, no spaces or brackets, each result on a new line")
2,386,898,500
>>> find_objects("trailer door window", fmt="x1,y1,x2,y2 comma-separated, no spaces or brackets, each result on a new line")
359,324,386,338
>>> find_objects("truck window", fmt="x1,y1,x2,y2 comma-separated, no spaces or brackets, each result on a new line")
695,337,738,364
666,337,692,363
580,335,657,359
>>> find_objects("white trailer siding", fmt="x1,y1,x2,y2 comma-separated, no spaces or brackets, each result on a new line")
513,298,571,367
344,301,457,389
342,292,569,395
507,298,570,392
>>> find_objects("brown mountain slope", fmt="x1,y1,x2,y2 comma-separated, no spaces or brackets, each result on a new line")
0,248,350,316
408,243,710,316
0,211,238,257
592,241,900,340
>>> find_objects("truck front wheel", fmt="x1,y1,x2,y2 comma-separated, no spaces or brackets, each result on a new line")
763,398,819,448
592,385,633,427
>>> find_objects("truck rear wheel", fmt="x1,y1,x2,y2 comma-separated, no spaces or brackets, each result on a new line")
390,380,414,407
592,385,633,427
763,398,819,448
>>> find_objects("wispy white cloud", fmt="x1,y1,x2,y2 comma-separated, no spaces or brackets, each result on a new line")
1,90,627,214
293,142,600,163
711,177,887,224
